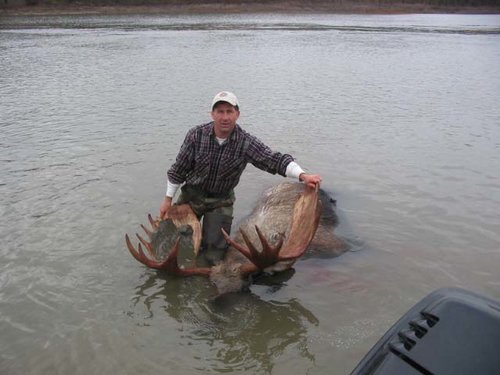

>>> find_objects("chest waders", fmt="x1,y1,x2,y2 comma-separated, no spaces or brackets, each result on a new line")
177,186,235,265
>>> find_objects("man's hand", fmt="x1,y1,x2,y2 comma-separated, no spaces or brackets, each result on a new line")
160,196,173,220
300,173,322,189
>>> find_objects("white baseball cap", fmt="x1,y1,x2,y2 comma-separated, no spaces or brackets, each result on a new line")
211,91,239,109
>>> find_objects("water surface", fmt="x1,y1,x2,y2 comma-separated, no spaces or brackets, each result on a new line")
1,13,500,375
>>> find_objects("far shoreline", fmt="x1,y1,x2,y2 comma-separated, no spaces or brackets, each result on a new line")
2,2,500,16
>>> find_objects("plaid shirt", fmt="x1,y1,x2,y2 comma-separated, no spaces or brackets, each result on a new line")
167,122,294,195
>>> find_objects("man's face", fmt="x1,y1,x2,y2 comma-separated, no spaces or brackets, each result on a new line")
211,102,240,137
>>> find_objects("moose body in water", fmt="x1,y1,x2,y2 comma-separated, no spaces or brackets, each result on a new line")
126,182,347,294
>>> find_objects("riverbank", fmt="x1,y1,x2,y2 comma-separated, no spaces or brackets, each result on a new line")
2,1,500,16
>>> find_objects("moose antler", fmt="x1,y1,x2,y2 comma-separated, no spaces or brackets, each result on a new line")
222,184,322,272
125,204,210,276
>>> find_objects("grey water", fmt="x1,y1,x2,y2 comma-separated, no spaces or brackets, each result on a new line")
1,12,500,375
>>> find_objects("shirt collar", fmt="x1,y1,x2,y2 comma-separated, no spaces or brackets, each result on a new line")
205,121,241,143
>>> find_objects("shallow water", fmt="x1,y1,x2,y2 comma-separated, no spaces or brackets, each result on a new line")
1,13,500,375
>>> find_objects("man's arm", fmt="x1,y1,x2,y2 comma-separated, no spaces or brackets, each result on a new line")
246,135,294,177
246,135,323,188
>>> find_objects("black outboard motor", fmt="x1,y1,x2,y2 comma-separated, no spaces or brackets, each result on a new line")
351,287,500,375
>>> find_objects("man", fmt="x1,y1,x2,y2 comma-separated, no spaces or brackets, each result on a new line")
160,91,322,264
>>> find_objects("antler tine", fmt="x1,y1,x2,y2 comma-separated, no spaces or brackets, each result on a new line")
126,234,147,265
136,233,156,258
254,225,271,251
137,242,148,262
140,224,153,238
240,227,265,262
222,228,252,260
148,214,159,230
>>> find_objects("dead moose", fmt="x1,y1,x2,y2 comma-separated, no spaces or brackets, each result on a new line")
126,182,347,294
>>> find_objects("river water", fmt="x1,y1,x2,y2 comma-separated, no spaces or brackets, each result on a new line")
1,12,500,375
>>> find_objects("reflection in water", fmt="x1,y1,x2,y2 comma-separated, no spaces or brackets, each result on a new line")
131,272,318,373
